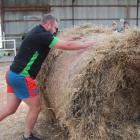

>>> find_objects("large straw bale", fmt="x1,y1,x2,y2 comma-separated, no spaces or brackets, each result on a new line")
38,25,140,140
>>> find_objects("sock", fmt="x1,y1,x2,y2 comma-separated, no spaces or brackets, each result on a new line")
24,133,31,138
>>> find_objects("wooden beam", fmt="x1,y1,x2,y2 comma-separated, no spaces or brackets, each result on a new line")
3,4,139,12
3,5,51,12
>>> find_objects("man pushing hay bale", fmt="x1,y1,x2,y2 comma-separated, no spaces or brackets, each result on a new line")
38,25,140,140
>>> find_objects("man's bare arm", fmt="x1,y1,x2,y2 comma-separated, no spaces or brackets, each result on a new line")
54,39,96,50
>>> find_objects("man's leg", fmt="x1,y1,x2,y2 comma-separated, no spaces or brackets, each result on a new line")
0,93,21,121
23,95,41,137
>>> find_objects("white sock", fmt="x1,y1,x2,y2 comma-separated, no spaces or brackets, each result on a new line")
24,133,31,138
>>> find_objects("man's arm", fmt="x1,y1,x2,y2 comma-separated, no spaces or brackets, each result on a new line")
54,39,96,50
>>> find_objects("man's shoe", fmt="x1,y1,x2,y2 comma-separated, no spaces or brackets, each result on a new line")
22,134,41,140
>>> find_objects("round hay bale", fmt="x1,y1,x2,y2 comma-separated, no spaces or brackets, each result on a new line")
38,25,140,140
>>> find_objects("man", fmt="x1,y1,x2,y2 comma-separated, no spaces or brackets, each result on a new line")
0,15,95,140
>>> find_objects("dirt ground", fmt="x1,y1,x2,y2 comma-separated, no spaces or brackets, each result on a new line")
0,62,67,140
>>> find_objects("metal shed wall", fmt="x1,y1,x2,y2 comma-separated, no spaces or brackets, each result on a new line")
1,0,139,47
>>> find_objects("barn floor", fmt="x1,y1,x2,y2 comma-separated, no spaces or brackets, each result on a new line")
0,62,67,140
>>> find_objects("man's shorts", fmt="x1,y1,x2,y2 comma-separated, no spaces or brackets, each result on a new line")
6,70,39,99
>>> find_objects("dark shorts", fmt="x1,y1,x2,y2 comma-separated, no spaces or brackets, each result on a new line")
6,70,39,99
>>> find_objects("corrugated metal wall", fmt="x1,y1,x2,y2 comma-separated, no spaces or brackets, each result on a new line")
50,0,139,27
1,0,140,47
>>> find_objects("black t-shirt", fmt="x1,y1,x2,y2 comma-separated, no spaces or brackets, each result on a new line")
10,25,58,79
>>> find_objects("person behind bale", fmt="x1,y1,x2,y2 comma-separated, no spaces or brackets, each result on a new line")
123,21,129,31
112,21,118,32
116,18,125,32
0,14,96,140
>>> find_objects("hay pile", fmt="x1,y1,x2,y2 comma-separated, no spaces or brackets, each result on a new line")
38,25,140,140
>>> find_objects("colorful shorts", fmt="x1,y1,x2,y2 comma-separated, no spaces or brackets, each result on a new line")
6,70,39,99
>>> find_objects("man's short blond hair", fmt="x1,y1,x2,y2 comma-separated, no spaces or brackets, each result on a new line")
41,14,57,24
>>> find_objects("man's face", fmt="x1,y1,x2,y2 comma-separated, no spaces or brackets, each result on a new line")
50,21,58,35
43,20,58,35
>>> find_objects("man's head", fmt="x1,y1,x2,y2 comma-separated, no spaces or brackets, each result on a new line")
41,14,58,35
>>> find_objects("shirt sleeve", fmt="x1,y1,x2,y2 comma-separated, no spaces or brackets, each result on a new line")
40,32,59,49
48,37,59,48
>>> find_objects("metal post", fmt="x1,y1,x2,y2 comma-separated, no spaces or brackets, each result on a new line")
13,39,16,56
136,0,140,26
0,0,3,48
72,0,75,26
